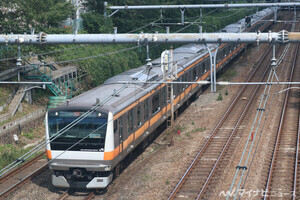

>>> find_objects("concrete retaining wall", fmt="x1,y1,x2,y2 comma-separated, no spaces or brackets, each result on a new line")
0,107,46,144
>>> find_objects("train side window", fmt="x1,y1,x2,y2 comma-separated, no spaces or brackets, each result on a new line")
184,74,188,88
179,76,183,92
144,99,149,120
193,68,197,81
152,93,160,114
202,62,205,74
196,64,200,76
206,60,210,72
127,110,133,132
162,87,166,106
114,120,118,133
218,49,222,61
137,106,141,127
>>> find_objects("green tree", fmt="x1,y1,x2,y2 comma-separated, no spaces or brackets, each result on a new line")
81,12,113,33
0,0,73,34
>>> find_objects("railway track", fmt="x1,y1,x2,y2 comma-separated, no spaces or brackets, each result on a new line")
57,190,96,200
0,152,47,198
168,16,292,200
263,41,300,198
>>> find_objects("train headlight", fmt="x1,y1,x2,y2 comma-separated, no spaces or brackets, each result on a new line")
98,113,101,117
104,166,111,171
55,112,58,116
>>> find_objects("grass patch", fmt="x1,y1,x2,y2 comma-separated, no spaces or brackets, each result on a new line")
216,85,225,92
0,144,33,170
185,127,206,136
220,67,237,81
0,87,12,105
0,119,9,126
190,127,206,133
176,125,187,131
184,132,191,137
22,132,34,140
166,180,170,185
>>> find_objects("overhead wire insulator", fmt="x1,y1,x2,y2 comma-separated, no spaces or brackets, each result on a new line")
278,30,289,44
37,32,47,44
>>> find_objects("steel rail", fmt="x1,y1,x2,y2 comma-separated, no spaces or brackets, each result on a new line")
168,44,273,199
57,191,69,200
57,190,95,200
196,42,285,199
85,192,96,200
0,165,47,198
293,105,300,200
263,42,299,200
0,152,45,184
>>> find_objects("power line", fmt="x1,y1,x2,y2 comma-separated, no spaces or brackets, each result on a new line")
0,65,151,177
26,45,141,67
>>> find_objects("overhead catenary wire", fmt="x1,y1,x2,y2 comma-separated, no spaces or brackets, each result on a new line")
228,21,296,199
0,16,170,176
0,81,130,177
227,38,292,200
0,65,151,177
0,7,253,64
227,58,277,200
0,3,273,180
0,114,114,196
0,16,161,62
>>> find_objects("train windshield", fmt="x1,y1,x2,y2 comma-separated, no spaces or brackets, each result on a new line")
48,111,107,152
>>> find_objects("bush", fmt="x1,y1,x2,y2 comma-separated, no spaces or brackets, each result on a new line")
217,93,223,101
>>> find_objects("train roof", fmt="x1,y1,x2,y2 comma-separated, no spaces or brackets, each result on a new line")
54,8,274,115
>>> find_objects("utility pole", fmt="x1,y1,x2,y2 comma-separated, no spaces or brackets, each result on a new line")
73,0,79,34
161,47,177,145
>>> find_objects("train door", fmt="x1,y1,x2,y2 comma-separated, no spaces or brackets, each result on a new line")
162,86,167,117
119,117,123,153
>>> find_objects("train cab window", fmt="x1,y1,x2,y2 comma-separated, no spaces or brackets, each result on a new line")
48,111,107,151
152,93,160,114
137,106,142,127
127,110,133,132
144,99,149,120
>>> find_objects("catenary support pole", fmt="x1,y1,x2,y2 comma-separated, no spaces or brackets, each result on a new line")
213,45,220,92
205,44,214,92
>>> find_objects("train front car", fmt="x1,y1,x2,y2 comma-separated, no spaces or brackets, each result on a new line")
45,107,115,189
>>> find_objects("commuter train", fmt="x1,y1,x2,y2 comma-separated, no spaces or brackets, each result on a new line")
45,8,275,189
